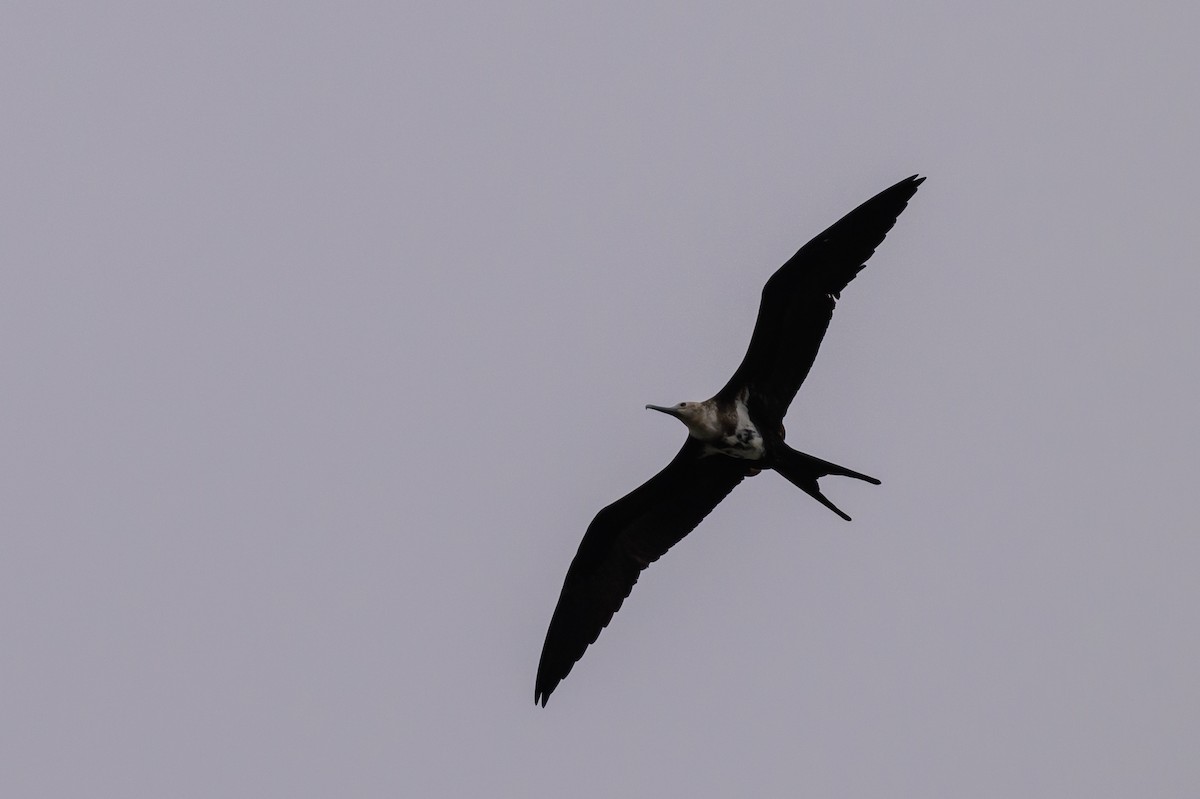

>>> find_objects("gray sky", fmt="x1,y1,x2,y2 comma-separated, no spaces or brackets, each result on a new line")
4,2,1198,796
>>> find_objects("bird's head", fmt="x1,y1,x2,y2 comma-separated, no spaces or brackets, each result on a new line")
645,401,714,438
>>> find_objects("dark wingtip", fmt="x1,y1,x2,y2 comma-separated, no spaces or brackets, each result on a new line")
888,174,924,198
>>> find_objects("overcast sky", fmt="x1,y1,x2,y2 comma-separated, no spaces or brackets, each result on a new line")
4,2,1199,797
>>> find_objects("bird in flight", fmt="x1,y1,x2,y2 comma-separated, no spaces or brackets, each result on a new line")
535,175,925,706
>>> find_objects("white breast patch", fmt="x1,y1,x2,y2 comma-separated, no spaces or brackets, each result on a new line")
705,398,764,460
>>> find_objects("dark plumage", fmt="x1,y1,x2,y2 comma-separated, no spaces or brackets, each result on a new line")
536,175,925,706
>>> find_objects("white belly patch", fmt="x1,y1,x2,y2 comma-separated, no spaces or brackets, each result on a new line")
704,398,764,459
705,427,764,459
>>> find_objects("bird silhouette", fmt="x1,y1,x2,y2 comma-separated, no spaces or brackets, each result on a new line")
536,175,925,706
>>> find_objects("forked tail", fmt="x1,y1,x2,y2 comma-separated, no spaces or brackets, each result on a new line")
772,445,881,521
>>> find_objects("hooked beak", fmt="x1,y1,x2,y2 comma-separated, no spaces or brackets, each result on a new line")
645,404,679,417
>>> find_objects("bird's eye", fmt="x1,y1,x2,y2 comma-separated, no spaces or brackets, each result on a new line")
678,403,686,408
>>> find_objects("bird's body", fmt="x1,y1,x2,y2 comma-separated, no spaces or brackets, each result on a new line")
650,391,766,460
536,175,925,706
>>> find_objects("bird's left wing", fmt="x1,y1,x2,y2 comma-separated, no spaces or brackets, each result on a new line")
535,438,749,706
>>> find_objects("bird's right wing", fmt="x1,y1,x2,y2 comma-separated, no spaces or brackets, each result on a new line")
716,175,924,428
535,439,749,706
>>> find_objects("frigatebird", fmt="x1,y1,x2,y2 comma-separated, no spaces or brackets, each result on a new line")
535,175,924,706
